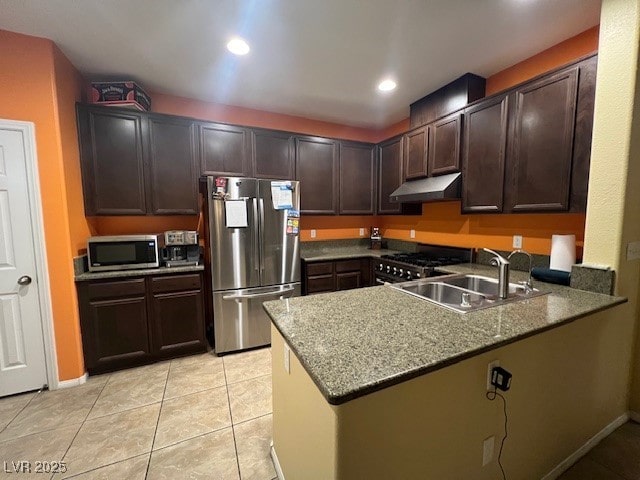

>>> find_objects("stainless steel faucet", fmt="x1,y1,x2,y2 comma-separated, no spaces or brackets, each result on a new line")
508,249,534,293
483,248,510,299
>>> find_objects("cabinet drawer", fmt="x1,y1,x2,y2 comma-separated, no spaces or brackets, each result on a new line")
335,259,362,273
306,262,334,276
151,274,202,293
87,278,146,300
307,275,335,294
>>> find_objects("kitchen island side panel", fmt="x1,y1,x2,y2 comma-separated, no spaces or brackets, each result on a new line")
271,306,632,479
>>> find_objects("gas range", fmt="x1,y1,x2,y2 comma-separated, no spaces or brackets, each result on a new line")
375,245,474,284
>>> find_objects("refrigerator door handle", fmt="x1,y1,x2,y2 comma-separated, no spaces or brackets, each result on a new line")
259,198,265,275
252,198,260,273
222,286,295,301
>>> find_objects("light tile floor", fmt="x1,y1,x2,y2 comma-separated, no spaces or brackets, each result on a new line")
557,421,640,480
0,347,276,480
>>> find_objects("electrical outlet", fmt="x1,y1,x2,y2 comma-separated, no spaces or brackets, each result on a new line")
359,228,365,236
284,344,290,374
513,235,523,249
310,229,317,239
410,229,416,239
627,241,640,260
482,436,495,466
487,360,500,391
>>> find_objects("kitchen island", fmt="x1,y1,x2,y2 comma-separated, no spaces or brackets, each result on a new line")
263,265,630,480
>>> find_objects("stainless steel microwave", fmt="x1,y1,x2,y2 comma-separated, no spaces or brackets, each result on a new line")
87,235,163,272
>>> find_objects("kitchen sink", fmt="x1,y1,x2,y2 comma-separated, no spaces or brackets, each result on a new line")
441,274,526,297
390,274,548,313
400,282,487,310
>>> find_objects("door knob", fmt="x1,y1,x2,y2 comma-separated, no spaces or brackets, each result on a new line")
17,275,32,286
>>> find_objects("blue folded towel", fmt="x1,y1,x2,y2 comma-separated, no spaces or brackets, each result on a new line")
531,267,571,286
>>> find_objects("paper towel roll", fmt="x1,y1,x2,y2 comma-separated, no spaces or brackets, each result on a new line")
549,234,576,272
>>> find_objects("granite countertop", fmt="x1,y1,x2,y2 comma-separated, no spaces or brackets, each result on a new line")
263,263,626,405
75,264,205,281
300,242,401,261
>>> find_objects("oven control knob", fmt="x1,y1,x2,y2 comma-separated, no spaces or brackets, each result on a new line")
399,269,403,276
386,266,391,273
379,263,383,271
416,273,421,279
406,272,412,280
392,267,398,275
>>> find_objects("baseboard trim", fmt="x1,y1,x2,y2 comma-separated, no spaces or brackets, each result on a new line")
270,441,285,480
55,372,88,390
541,412,629,480
629,411,640,423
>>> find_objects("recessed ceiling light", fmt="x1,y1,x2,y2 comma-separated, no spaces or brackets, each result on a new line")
227,37,250,56
377,79,397,92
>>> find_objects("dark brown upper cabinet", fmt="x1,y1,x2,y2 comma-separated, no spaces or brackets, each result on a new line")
339,142,376,215
378,136,404,214
147,115,199,215
252,129,295,180
199,122,251,177
569,55,597,213
461,95,509,213
504,68,579,212
296,136,339,214
77,105,147,215
428,112,462,176
403,126,429,180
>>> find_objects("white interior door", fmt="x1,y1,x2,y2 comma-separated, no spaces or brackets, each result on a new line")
0,126,47,397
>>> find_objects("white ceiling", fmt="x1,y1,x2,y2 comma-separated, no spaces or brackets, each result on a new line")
0,0,601,128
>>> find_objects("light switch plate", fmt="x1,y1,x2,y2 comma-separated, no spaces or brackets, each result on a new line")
284,344,290,374
627,241,640,260
482,436,495,466
359,228,365,236
513,235,523,249
310,229,317,239
410,229,416,239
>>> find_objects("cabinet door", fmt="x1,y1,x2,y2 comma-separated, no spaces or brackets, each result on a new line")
403,126,429,180
252,129,295,180
570,56,597,212
336,272,361,291
378,136,404,214
429,113,462,176
296,137,338,214
505,68,579,212
339,142,376,214
147,115,199,214
199,122,250,176
150,288,206,359
77,105,147,215
461,96,509,213
77,279,151,374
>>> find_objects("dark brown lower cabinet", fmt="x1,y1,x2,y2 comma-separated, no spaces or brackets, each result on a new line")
149,274,206,360
77,272,207,374
303,258,373,295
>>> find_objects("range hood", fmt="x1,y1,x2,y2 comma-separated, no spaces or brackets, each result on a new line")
389,172,461,203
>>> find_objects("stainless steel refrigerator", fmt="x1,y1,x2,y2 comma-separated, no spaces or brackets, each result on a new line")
204,177,301,354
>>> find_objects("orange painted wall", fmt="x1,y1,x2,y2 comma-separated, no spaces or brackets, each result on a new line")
382,202,585,256
486,26,599,95
0,30,86,380
151,92,384,143
52,46,96,255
